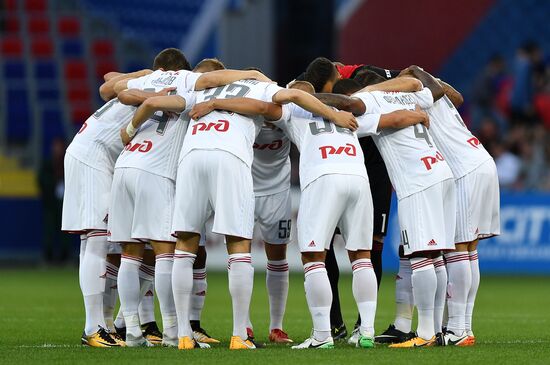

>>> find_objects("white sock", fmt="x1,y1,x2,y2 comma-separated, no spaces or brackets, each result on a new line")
103,262,119,331
351,259,377,337
445,251,472,334
138,262,155,325
78,235,87,291
410,257,437,340
466,250,480,333
394,258,413,333
114,309,125,329
266,259,289,331
433,256,447,334
155,254,177,339
228,254,254,339
118,254,143,338
303,262,332,342
190,268,207,322
172,250,196,338
81,231,109,335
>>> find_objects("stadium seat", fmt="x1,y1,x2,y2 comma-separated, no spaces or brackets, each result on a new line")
67,86,91,103
91,40,114,58
1,37,23,56
28,17,49,34
3,60,26,79
37,86,61,102
34,60,57,79
94,60,117,80
5,0,17,11
24,0,47,12
57,16,80,37
31,38,54,57
6,89,31,142
64,60,87,80
70,104,92,125
61,38,84,58
41,108,66,156
4,15,20,34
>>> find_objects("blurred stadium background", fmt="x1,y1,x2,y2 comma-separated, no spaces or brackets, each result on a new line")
1,0,549,274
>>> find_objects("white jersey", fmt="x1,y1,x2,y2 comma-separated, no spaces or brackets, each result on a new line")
252,125,291,196
114,70,200,180
427,96,493,178
179,80,283,167
354,88,454,200
66,99,135,174
274,103,368,190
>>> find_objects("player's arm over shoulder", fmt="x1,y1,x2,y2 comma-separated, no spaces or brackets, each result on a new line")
438,79,464,107
194,70,272,90
101,69,152,101
189,97,283,121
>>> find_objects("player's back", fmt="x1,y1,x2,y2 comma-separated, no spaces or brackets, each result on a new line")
427,96,492,178
180,79,283,168
252,125,291,196
115,69,199,180
279,104,367,190
354,89,454,199
67,99,135,174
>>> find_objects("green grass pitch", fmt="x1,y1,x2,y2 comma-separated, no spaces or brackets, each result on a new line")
1,269,549,364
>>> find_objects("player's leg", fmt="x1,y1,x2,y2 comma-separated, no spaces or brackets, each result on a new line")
433,253,447,335
340,175,376,349
466,240,479,341
325,236,347,340
104,250,120,333
390,183,450,348
190,243,219,344
170,150,212,350
226,236,256,349
150,241,177,346
256,190,292,343
118,242,148,346
138,247,162,345
292,175,346,350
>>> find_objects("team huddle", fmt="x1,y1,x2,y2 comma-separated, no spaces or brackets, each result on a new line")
61,48,500,350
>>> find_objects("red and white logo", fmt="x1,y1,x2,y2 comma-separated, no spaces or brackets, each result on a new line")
420,151,445,170
191,119,229,135
319,143,356,159
467,137,481,149
427,239,437,246
125,140,153,153
308,240,316,247
254,139,283,150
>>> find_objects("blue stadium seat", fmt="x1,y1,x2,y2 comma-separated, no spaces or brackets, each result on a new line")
6,89,31,142
41,108,65,156
34,61,57,79
61,38,84,58
37,85,61,102
3,60,26,79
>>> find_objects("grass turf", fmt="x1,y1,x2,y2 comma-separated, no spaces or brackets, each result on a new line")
0,269,549,364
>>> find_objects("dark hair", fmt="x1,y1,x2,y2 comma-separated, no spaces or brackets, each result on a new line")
153,48,191,71
304,57,338,92
353,69,386,87
332,78,362,95
193,58,225,72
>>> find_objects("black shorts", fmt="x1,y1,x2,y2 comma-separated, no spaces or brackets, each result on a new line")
360,137,392,236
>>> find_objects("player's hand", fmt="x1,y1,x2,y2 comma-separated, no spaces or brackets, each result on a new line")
120,127,133,146
251,71,273,83
157,87,176,96
190,101,215,120
331,110,358,131
415,104,430,129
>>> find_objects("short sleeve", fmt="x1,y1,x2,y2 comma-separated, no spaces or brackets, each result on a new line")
180,92,196,112
270,103,292,127
412,87,434,109
352,92,380,114
126,74,150,90
263,83,284,102
356,113,381,137
177,71,202,92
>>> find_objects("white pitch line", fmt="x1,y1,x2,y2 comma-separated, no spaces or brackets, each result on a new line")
17,344,81,348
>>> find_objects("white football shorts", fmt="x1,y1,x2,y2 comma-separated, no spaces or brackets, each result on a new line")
108,167,176,243
298,174,373,253
455,159,500,243
398,178,456,255
62,153,112,232
172,149,255,239
255,189,292,245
